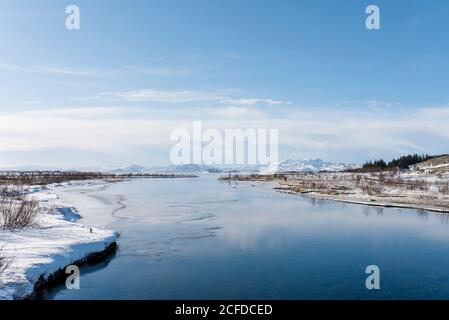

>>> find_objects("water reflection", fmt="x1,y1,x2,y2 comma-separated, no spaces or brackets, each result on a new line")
45,175,449,300
439,213,449,225
361,206,385,217
416,209,429,221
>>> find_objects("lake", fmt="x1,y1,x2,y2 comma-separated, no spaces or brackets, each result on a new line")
44,174,449,299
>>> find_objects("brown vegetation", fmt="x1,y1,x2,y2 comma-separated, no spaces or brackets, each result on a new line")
0,247,13,282
0,171,198,185
222,170,449,212
0,186,40,231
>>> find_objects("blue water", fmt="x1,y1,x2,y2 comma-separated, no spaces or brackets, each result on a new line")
45,175,449,299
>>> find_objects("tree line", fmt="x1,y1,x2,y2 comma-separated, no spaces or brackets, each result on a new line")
362,154,437,171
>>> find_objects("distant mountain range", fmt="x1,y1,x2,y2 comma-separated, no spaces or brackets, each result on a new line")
109,159,359,174
259,159,360,173
0,159,360,174
111,164,224,174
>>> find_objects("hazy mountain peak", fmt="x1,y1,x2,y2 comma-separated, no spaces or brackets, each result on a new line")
260,159,359,173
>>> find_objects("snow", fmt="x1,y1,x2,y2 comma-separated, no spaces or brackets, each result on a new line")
259,159,359,174
113,163,228,174
225,168,449,213
51,181,125,228
409,155,449,175
273,171,449,213
0,182,118,300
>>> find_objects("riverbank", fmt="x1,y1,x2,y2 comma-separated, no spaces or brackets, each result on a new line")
40,174,449,300
221,171,449,213
0,180,121,300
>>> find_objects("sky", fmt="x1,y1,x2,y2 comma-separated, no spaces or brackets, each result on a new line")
0,0,449,168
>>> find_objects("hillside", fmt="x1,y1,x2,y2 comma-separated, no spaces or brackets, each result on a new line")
410,154,449,174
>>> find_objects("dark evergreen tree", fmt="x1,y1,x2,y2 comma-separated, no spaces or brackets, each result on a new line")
361,154,437,171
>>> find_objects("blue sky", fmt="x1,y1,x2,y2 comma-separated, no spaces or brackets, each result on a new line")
0,0,448,167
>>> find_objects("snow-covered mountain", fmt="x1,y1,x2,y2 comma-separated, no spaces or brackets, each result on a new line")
156,164,223,173
111,164,224,174
111,164,149,174
111,163,269,174
1,160,359,175
259,159,359,173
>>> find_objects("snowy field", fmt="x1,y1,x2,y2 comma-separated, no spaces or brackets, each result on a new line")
0,181,119,300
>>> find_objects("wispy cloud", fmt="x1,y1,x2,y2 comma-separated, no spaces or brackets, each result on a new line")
212,106,265,118
0,62,197,79
124,66,192,77
335,100,402,108
0,62,99,77
223,98,291,106
33,66,98,77
91,89,230,103
80,87,291,107
0,10,46,18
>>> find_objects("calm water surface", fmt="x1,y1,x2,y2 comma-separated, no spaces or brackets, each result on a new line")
45,175,449,299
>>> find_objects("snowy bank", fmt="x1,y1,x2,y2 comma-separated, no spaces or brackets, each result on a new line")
223,171,449,214
0,183,119,300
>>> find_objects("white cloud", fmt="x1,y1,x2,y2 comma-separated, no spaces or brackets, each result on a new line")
336,100,402,108
85,88,290,107
223,98,291,106
0,106,448,166
212,107,265,118
0,108,173,152
94,89,230,103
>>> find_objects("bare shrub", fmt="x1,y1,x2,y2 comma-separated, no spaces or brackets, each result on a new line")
0,247,13,283
0,186,40,231
0,171,194,185
405,179,429,192
383,176,399,188
438,182,449,195
360,184,383,195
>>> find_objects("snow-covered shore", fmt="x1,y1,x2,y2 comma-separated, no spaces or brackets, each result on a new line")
222,170,449,213
275,171,449,213
0,181,119,300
